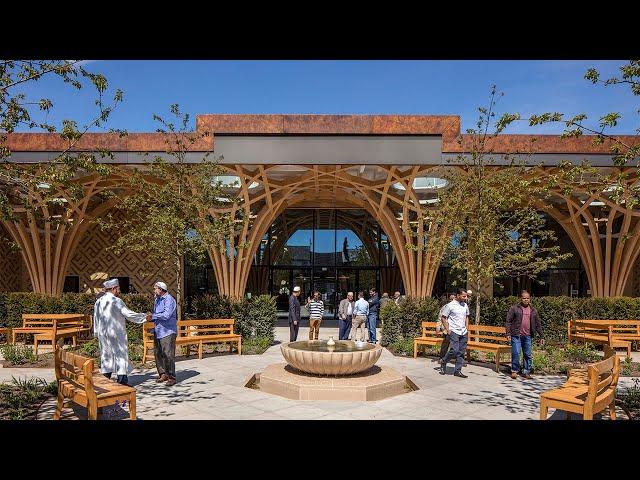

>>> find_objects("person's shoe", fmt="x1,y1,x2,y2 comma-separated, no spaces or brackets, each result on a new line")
453,371,468,378
439,361,446,375
165,377,177,386
510,372,518,380
156,374,169,383
522,373,533,380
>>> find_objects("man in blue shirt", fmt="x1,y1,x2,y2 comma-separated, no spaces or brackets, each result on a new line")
349,291,369,342
147,281,178,386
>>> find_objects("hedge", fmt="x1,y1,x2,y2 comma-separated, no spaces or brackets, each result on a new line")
0,292,154,344
381,296,640,344
189,293,277,342
0,292,277,344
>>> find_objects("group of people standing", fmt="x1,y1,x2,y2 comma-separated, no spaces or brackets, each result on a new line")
288,287,406,343
436,288,544,379
92,278,178,387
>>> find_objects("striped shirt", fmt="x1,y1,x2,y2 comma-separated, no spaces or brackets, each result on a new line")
308,299,324,318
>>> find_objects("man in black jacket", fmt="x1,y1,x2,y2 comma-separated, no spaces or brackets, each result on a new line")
505,290,544,380
289,286,302,342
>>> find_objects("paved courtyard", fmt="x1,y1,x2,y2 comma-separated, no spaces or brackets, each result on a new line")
1,326,636,420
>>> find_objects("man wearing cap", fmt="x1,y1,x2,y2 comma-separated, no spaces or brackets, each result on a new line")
147,281,178,386
289,286,302,342
93,278,147,385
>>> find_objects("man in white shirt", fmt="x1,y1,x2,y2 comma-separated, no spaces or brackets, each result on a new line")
436,293,456,360
439,288,470,378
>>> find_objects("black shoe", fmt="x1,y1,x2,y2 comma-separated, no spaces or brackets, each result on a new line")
439,362,446,375
453,371,468,378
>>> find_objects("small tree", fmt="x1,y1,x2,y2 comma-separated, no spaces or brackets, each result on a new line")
0,60,125,295
527,61,640,208
430,87,573,324
96,105,241,317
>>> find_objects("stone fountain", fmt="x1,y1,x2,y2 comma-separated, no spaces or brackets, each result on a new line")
255,337,415,401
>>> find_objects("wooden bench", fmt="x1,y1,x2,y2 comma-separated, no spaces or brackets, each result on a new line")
53,342,137,420
568,319,632,358
142,319,242,364
540,353,620,420
0,327,7,344
12,314,91,355
413,321,444,358
465,325,512,373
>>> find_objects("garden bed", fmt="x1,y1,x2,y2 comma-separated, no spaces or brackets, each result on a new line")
0,377,57,420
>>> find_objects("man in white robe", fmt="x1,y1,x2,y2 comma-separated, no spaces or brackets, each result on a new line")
93,278,146,385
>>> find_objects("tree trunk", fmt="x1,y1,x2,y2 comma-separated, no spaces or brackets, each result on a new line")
176,246,182,321
475,277,481,325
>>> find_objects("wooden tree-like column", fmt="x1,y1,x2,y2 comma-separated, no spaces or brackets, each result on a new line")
207,164,450,299
206,166,289,299
542,168,640,297
1,173,120,296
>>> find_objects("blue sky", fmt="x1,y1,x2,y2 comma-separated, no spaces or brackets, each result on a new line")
15,60,638,134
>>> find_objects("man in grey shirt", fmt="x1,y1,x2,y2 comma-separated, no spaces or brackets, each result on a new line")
439,287,470,378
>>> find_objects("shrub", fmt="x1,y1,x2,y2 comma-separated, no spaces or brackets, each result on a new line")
187,294,276,342
563,343,600,363
45,380,58,396
380,297,439,347
388,338,415,356
75,338,99,358
0,292,153,329
532,350,549,372
0,344,37,365
241,336,272,355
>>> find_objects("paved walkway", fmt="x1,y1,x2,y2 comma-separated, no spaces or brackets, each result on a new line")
1,326,636,420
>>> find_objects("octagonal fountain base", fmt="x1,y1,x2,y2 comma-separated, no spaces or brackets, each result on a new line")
253,363,416,401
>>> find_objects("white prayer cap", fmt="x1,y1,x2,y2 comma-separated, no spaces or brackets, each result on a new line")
293,286,301,292
154,281,168,292
103,278,119,289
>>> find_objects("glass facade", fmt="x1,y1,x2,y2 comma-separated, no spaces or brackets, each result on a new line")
255,208,401,319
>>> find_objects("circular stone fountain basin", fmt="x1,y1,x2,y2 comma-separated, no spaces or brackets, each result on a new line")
281,340,383,375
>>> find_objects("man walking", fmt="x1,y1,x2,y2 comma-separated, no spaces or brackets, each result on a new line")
439,288,470,378
338,291,355,340
349,291,369,341
306,291,325,340
93,278,147,385
436,293,456,361
289,286,302,342
147,281,177,386
506,290,544,380
367,288,380,344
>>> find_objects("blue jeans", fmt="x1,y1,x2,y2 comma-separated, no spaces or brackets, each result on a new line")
367,313,378,343
442,331,468,373
339,315,352,340
511,335,532,374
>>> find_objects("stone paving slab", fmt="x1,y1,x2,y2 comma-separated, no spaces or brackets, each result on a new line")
6,327,638,420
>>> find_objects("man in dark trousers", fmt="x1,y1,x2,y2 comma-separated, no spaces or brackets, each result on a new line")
506,290,544,380
288,286,302,342
367,288,380,344
439,288,470,378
